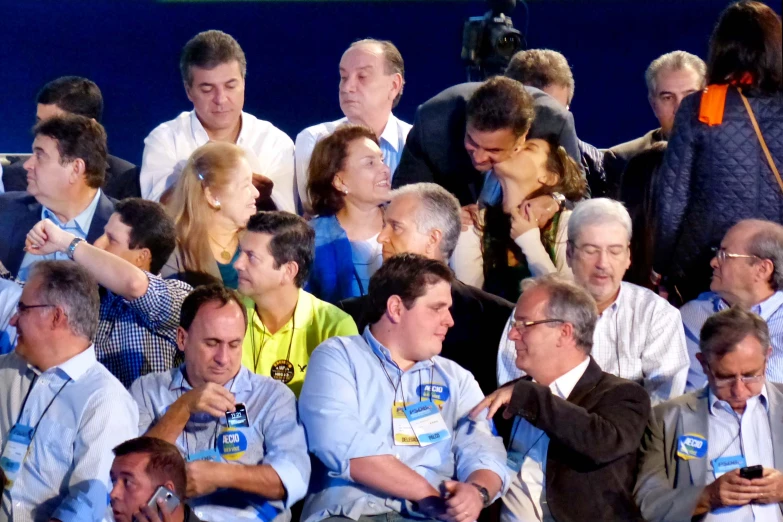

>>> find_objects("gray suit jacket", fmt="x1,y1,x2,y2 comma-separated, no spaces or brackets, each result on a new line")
634,383,783,522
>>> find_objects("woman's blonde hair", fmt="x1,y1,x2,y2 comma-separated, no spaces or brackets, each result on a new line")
166,141,247,274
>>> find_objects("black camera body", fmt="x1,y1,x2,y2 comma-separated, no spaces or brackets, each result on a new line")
461,0,524,81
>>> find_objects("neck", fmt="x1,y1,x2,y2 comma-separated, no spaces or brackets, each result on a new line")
202,114,242,143
349,112,390,140
34,339,90,372
530,353,588,387
722,287,776,309
183,364,238,389
369,322,417,372
208,218,241,242
596,286,622,314
254,285,300,335
497,175,541,214
336,201,383,241
44,187,99,224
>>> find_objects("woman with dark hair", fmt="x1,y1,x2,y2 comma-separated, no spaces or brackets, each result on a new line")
654,0,783,304
481,136,587,301
306,124,391,304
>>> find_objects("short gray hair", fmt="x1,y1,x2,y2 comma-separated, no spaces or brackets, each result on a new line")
388,183,461,259
743,219,783,291
521,274,598,354
29,260,100,341
568,198,633,244
645,50,707,98
700,306,770,361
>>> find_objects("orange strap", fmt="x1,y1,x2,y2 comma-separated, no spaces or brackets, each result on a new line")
698,84,729,126
738,88,783,194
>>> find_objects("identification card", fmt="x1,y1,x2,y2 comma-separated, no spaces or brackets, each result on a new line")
187,448,221,462
392,402,418,446
403,400,451,447
506,450,524,473
676,433,708,460
712,455,746,478
0,423,34,488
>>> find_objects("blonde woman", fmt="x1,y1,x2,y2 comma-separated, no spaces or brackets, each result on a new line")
161,141,259,288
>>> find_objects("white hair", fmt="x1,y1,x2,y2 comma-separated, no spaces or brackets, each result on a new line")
645,50,707,98
388,183,461,259
568,198,633,244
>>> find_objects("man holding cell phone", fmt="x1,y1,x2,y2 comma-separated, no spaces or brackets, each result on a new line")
635,307,783,522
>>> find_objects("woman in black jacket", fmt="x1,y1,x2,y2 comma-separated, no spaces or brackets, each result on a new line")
653,0,782,304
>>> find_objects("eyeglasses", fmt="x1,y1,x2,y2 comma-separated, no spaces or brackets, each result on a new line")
569,242,629,259
707,367,766,388
16,301,55,315
711,247,760,265
509,318,565,335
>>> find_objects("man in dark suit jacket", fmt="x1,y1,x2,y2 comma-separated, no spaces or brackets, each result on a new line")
338,182,513,394
0,115,115,279
471,275,650,522
392,80,580,207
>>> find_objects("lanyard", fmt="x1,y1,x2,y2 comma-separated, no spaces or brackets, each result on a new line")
374,351,436,405
15,375,73,442
181,375,237,457
251,302,297,373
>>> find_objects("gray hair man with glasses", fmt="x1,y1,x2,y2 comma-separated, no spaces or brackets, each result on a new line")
497,198,689,405
472,274,651,522
681,219,783,391
635,307,783,522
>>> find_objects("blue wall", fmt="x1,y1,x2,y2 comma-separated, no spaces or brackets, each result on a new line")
0,0,779,165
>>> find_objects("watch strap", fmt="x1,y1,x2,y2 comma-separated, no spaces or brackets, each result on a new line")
67,237,85,260
470,483,491,507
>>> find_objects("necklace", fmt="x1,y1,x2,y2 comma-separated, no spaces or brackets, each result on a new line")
209,234,237,262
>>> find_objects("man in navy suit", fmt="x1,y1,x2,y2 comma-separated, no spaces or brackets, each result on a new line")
0,114,115,281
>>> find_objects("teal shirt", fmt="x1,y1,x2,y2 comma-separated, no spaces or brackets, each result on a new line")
217,250,240,289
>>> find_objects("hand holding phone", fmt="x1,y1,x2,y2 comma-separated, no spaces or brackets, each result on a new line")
133,486,180,522
739,465,763,480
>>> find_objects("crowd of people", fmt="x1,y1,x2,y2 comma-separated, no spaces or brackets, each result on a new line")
0,1,781,521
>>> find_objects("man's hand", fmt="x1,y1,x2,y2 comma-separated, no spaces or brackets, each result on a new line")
25,219,76,255
441,481,484,522
509,203,539,240
186,460,225,498
460,204,479,232
469,384,514,420
133,500,175,522
705,469,757,509
524,195,559,229
751,468,783,504
180,383,236,418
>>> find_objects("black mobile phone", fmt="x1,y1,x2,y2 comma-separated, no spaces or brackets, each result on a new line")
226,403,250,428
739,464,763,480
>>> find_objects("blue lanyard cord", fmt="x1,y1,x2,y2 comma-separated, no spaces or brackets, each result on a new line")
15,375,73,442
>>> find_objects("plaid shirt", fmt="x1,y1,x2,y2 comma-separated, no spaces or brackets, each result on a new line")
95,272,192,387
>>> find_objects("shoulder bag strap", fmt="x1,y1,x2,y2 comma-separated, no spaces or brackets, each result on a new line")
738,87,783,194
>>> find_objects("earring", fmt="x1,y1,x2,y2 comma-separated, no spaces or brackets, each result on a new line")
343,189,348,195
213,199,222,211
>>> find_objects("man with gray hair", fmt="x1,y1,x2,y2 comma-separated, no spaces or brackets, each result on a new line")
0,260,138,521
472,274,651,522
339,182,513,394
635,307,783,522
497,198,689,404
295,39,411,213
682,219,783,391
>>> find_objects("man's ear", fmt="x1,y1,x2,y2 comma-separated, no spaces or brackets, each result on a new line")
282,261,300,286
565,241,574,268
133,248,152,271
69,158,86,184
512,132,528,153
386,295,404,324
426,229,443,259
176,327,188,353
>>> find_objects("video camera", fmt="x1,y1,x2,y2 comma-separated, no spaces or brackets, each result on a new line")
461,0,524,81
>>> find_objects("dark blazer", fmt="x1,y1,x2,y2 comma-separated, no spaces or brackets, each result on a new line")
339,279,513,395
0,191,115,277
392,83,580,206
496,358,651,522
603,128,665,200
3,155,140,200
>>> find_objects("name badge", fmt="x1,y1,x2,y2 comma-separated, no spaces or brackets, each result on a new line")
403,400,451,447
712,455,746,478
217,428,248,461
506,450,524,473
677,433,708,460
0,423,34,488
187,448,221,462
392,402,418,446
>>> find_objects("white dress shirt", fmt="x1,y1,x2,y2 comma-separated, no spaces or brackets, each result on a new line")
139,110,296,212
498,282,689,405
501,357,590,522
294,113,411,212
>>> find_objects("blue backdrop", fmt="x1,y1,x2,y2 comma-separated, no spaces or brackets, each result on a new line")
0,0,779,165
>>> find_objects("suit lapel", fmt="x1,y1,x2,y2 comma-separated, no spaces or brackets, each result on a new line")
680,388,710,485
86,192,114,244
565,357,602,406
7,199,43,276
765,384,783,470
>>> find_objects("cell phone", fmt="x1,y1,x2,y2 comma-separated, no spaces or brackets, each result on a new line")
147,486,180,514
739,465,763,480
226,403,250,428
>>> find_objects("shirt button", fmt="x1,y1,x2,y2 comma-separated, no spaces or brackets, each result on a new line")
368,502,377,508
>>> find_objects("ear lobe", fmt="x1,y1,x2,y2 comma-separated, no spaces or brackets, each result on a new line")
176,327,187,353
285,261,300,285
429,229,443,256
386,295,404,324
136,248,152,269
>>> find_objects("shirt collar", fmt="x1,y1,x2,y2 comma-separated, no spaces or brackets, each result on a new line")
41,345,98,381
170,364,251,393
548,357,590,399
42,189,102,235
378,113,402,152
189,110,246,145
362,325,434,371
752,291,783,321
708,384,769,416
599,282,625,317
250,289,315,336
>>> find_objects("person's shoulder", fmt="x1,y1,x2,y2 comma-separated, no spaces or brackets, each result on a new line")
452,279,514,311
243,368,297,403
680,292,719,315
131,367,179,392
609,129,661,159
620,281,678,312
652,388,706,418
107,154,137,174
296,118,344,143
83,361,136,398
0,190,37,209
422,82,481,108
241,112,294,146
158,274,194,294
597,370,649,398
308,290,356,323
146,111,191,141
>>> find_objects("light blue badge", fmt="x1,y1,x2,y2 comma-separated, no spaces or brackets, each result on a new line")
712,455,746,478
217,429,248,460
677,433,708,460
403,400,451,446
417,384,451,404
0,423,34,487
187,449,221,462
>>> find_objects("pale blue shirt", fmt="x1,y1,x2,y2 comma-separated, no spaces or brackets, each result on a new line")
0,347,139,522
705,386,781,522
129,365,310,522
0,278,21,354
17,189,102,282
682,291,783,391
298,327,510,522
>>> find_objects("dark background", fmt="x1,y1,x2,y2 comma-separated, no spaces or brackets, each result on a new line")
0,0,779,164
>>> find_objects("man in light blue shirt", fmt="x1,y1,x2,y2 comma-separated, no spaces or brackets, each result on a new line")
0,260,139,522
635,307,783,522
681,220,783,390
129,284,310,522
299,254,508,522
294,39,411,213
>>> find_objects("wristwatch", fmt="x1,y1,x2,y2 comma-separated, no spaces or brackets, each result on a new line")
66,237,85,260
471,483,491,507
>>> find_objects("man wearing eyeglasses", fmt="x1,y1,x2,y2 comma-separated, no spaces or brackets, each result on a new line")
635,306,783,522
681,219,783,391
497,198,689,405
471,274,651,522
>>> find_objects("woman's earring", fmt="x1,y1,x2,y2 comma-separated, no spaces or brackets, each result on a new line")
343,189,349,195
213,199,222,211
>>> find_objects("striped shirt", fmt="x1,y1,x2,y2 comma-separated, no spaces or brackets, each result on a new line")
681,291,783,391
498,282,689,405
0,347,139,522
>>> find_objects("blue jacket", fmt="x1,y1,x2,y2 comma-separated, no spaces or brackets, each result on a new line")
307,215,358,305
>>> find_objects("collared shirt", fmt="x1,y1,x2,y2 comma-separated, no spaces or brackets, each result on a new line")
682,291,783,391
17,189,102,282
294,114,412,212
498,282,688,405
129,365,310,522
241,288,358,397
298,327,510,522
140,111,296,212
0,347,139,522
0,278,21,354
705,386,781,522
501,357,590,522
96,272,192,388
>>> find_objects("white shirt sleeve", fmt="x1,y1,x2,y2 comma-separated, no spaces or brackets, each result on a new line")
641,301,689,404
259,130,296,214
295,129,319,214
512,211,573,279
139,125,181,202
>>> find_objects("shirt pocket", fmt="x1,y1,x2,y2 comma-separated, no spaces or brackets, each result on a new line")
31,418,76,468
